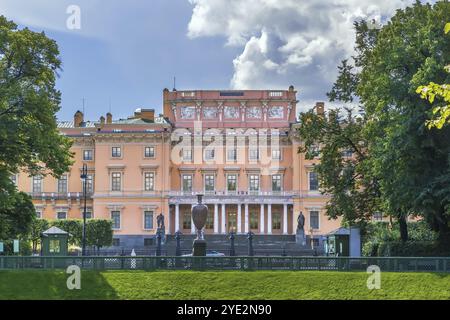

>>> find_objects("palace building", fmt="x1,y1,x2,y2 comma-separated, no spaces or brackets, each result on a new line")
13,87,342,248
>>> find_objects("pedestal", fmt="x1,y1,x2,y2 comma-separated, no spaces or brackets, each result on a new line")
296,229,306,246
157,227,166,244
192,239,207,256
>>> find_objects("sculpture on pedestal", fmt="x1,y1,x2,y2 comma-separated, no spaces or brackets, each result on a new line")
191,194,208,256
156,213,165,244
296,211,306,246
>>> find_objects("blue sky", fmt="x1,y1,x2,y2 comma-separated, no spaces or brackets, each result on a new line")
0,0,424,121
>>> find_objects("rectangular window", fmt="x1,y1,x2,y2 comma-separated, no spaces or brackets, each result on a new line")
250,211,259,230
204,149,215,160
373,212,383,221
272,175,282,192
182,149,192,161
57,175,68,193
227,175,237,192
57,212,67,220
249,149,259,161
111,172,121,191
309,172,319,191
144,211,154,230
112,147,122,158
273,212,281,230
182,175,193,192
36,211,42,219
49,239,60,253
111,211,121,229
10,174,17,186
310,211,319,230
269,91,283,97
82,174,93,193
84,211,93,219
83,149,93,161
144,172,155,191
205,211,214,229
112,238,120,246
183,213,192,230
32,175,42,193
204,174,215,192
249,175,260,192
272,149,281,160
144,146,155,158
227,148,237,161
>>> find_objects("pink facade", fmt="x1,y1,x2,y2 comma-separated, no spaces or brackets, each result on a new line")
15,87,343,247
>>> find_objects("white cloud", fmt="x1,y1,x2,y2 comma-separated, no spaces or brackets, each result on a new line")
187,0,416,101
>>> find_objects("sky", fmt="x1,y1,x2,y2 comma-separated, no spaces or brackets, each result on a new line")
0,0,426,121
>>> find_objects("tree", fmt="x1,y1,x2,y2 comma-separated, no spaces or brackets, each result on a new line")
86,220,113,254
0,16,73,243
29,219,49,254
417,22,450,129
358,1,450,247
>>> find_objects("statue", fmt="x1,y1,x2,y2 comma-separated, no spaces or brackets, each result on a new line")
296,211,306,246
297,212,305,232
157,213,165,230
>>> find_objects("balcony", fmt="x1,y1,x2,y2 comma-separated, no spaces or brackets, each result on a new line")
29,192,93,200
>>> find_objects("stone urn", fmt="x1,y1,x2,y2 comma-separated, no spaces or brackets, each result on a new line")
192,194,208,240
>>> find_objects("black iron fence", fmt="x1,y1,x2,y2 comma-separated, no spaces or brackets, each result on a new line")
0,256,449,272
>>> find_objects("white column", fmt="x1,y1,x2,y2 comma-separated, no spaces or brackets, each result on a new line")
175,204,180,232
191,204,195,234
283,204,288,234
221,204,226,233
260,204,265,234
244,204,249,233
214,204,219,234
237,204,242,233
267,204,272,235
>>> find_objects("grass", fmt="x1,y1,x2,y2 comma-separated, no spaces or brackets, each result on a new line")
0,270,449,300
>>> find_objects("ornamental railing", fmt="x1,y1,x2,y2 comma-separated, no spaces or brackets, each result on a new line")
0,256,449,272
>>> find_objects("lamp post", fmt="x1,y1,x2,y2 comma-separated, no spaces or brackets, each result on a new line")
80,163,88,256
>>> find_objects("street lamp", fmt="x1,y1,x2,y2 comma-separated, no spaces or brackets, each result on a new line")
80,163,88,256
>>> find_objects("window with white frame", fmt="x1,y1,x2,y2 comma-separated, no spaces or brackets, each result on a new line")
182,174,193,192
373,212,383,221
32,175,42,193
310,211,319,229
144,172,155,191
182,148,192,161
111,146,122,158
249,148,259,161
10,174,17,186
309,171,319,191
57,174,68,193
227,148,237,161
111,172,122,191
36,211,42,219
204,149,215,161
272,149,281,160
83,149,93,161
204,174,215,192
271,174,282,192
111,211,121,229
144,211,154,230
227,174,237,192
144,146,155,158
249,175,260,191
83,210,93,219
82,174,93,193
57,211,67,220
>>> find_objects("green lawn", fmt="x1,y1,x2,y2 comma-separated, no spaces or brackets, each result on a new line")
0,270,448,300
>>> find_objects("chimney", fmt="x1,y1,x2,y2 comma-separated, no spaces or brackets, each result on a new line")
315,102,325,116
74,110,84,127
106,112,112,124
289,85,295,92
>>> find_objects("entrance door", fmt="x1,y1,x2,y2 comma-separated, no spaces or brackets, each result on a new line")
228,211,237,233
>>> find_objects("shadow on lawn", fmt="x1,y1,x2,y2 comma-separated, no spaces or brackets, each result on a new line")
0,271,119,300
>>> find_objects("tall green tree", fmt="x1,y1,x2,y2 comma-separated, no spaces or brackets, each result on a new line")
0,16,73,242
86,220,113,254
358,1,450,247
